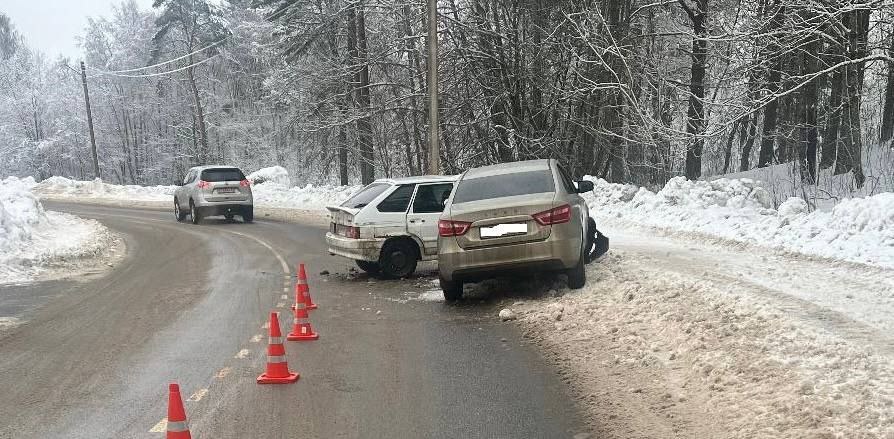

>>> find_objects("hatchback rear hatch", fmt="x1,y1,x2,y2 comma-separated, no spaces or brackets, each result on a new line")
446,169,558,249
326,182,392,236
200,168,250,202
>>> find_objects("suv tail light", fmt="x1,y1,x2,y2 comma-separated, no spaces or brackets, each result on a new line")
532,204,571,226
240,179,251,187
438,220,472,237
197,180,210,189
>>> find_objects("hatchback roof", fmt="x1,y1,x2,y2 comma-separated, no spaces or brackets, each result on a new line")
374,175,458,185
463,159,551,179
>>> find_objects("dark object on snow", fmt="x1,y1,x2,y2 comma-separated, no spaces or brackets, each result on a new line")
320,270,330,275
585,218,609,263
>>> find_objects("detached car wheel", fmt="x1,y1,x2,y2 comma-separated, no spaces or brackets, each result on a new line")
440,276,463,301
379,240,418,278
356,260,381,274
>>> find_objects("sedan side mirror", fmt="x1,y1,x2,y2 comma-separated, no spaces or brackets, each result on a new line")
575,180,594,193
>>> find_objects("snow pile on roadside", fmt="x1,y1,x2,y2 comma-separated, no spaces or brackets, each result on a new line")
512,253,894,438
585,176,894,268
247,166,290,187
0,177,112,284
35,177,175,202
251,182,361,211
31,173,361,212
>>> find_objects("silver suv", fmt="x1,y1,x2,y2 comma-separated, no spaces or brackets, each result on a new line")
438,159,605,300
174,166,254,224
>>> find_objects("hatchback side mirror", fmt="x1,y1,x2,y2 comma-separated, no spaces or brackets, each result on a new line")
575,180,594,193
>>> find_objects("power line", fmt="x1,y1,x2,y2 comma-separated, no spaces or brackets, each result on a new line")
88,54,220,79
84,37,226,75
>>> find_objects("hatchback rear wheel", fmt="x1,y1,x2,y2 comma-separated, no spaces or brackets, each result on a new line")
379,240,417,278
356,260,381,274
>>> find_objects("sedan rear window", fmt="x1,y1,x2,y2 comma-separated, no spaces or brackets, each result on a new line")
453,170,555,204
201,168,245,182
341,183,390,209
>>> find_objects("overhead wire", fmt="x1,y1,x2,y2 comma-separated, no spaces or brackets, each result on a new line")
88,53,220,79
83,37,226,75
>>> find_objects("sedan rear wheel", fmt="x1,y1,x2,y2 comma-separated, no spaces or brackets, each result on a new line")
567,226,587,289
440,276,463,301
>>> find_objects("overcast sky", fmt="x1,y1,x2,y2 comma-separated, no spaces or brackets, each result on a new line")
2,0,155,59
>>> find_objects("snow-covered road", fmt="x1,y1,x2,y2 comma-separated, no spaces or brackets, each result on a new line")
514,222,894,438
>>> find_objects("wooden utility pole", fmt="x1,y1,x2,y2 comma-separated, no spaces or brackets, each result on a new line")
426,0,439,175
80,61,100,179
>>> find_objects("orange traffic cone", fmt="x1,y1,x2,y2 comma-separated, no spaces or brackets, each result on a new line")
257,312,300,384
166,383,192,439
287,288,319,341
297,263,318,310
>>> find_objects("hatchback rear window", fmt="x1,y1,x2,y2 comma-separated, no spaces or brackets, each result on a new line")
453,170,555,203
201,168,245,182
341,183,390,209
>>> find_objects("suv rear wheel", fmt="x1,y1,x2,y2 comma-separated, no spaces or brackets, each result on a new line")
242,207,254,223
379,240,418,278
190,200,202,225
174,198,187,222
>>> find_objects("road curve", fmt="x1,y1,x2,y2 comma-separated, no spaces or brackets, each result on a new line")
0,202,588,438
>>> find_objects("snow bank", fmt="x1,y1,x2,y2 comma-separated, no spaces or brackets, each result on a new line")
0,177,111,284
247,166,290,187
35,177,176,202
252,182,361,211
32,172,361,212
586,175,894,268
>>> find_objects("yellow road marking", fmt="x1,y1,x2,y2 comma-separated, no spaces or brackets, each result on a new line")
187,388,209,402
276,302,285,308
262,321,270,329
215,367,231,379
250,334,263,343
149,418,167,432
281,294,288,300
234,349,251,359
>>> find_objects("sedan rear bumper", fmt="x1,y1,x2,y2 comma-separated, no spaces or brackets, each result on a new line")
325,232,385,262
438,234,582,282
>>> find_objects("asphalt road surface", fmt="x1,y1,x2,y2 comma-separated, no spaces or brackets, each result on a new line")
0,203,588,438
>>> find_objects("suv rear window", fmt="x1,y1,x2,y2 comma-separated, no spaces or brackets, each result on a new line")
452,170,555,203
201,168,245,182
342,183,390,209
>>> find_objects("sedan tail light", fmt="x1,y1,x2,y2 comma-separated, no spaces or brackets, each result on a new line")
240,179,251,187
197,180,210,189
532,204,571,226
438,220,472,237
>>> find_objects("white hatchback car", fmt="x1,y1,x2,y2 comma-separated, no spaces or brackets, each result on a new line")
325,175,457,278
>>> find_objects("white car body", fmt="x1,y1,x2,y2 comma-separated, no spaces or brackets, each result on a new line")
325,175,457,277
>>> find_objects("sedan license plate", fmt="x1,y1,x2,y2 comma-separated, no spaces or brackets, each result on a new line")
480,223,527,238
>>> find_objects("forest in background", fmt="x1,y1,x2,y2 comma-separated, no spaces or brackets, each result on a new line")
1,0,892,197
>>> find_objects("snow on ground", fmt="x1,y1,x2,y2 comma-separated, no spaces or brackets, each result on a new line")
584,175,894,269
31,173,361,212
501,228,894,438
0,177,113,284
